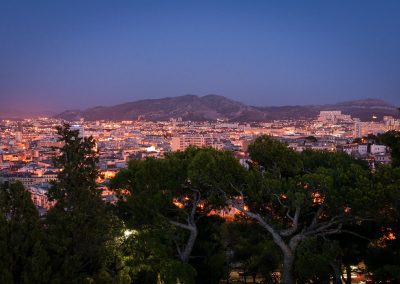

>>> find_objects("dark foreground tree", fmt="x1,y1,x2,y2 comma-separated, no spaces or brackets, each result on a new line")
294,237,340,283
365,165,400,282
190,215,228,284
0,182,50,284
223,219,281,283
45,124,120,283
377,130,400,167
217,136,379,284
111,147,243,283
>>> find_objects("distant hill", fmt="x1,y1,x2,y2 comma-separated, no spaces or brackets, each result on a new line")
255,98,399,121
55,95,399,122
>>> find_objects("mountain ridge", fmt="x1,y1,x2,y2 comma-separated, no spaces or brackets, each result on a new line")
55,95,399,122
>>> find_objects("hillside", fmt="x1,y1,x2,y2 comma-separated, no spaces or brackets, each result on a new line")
55,95,399,122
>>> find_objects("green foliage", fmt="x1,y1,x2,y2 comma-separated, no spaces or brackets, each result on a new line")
228,137,384,283
294,238,339,282
377,130,400,167
364,165,400,282
366,243,400,282
45,124,120,283
224,220,280,281
301,149,368,171
243,144,375,232
48,123,100,202
190,216,228,284
111,147,245,283
0,181,50,284
119,230,196,283
2,129,400,283
248,135,303,178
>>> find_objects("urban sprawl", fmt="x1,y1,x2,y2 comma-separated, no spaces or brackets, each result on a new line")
1,111,399,214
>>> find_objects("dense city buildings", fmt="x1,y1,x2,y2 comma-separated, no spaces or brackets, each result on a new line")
0,111,399,211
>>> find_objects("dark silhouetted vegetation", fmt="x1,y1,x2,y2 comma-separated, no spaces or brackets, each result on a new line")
1,127,399,283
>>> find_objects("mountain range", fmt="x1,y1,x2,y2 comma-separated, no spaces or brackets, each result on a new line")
54,95,399,122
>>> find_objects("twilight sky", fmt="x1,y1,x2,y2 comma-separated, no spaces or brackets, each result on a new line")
0,0,400,113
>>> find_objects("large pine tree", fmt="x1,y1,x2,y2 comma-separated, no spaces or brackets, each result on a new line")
45,124,119,283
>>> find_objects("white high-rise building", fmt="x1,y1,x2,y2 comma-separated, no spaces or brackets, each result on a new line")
71,125,85,137
171,135,208,151
353,121,362,138
318,111,343,122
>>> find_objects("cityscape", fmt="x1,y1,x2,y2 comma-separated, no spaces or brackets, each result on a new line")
1,1,400,283
1,109,400,209
1,104,400,283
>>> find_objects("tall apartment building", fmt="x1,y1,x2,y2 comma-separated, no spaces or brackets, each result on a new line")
318,111,343,122
353,121,362,138
318,111,352,123
171,135,212,151
71,124,85,137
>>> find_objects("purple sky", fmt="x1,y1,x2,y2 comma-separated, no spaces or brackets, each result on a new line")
1,0,399,114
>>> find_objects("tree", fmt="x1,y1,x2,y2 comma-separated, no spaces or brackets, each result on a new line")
190,215,228,284
0,181,50,284
377,130,400,167
218,136,378,284
331,221,378,284
111,147,244,283
364,165,400,282
294,238,339,283
0,210,12,284
45,124,120,283
223,219,280,283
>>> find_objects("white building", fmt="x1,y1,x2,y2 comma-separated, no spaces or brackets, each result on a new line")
370,144,387,155
71,124,85,137
171,135,212,151
358,144,368,156
318,111,343,122
318,111,353,123
353,121,362,138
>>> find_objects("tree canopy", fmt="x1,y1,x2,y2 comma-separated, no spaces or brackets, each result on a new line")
1,130,400,283
45,124,121,283
218,136,381,283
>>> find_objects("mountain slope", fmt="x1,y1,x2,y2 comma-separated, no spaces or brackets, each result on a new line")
55,95,267,121
55,95,399,122
255,98,399,121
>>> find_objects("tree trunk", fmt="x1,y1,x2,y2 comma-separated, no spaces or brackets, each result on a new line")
282,253,295,284
345,264,352,284
330,261,343,284
180,227,198,263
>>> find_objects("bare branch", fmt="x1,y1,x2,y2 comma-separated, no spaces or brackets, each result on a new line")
313,224,343,237
286,210,295,223
230,201,278,238
218,186,296,256
173,239,182,257
169,220,196,232
280,206,301,237
273,193,288,208
338,230,371,241
310,204,325,228
230,183,245,206
189,189,201,225
304,216,343,236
